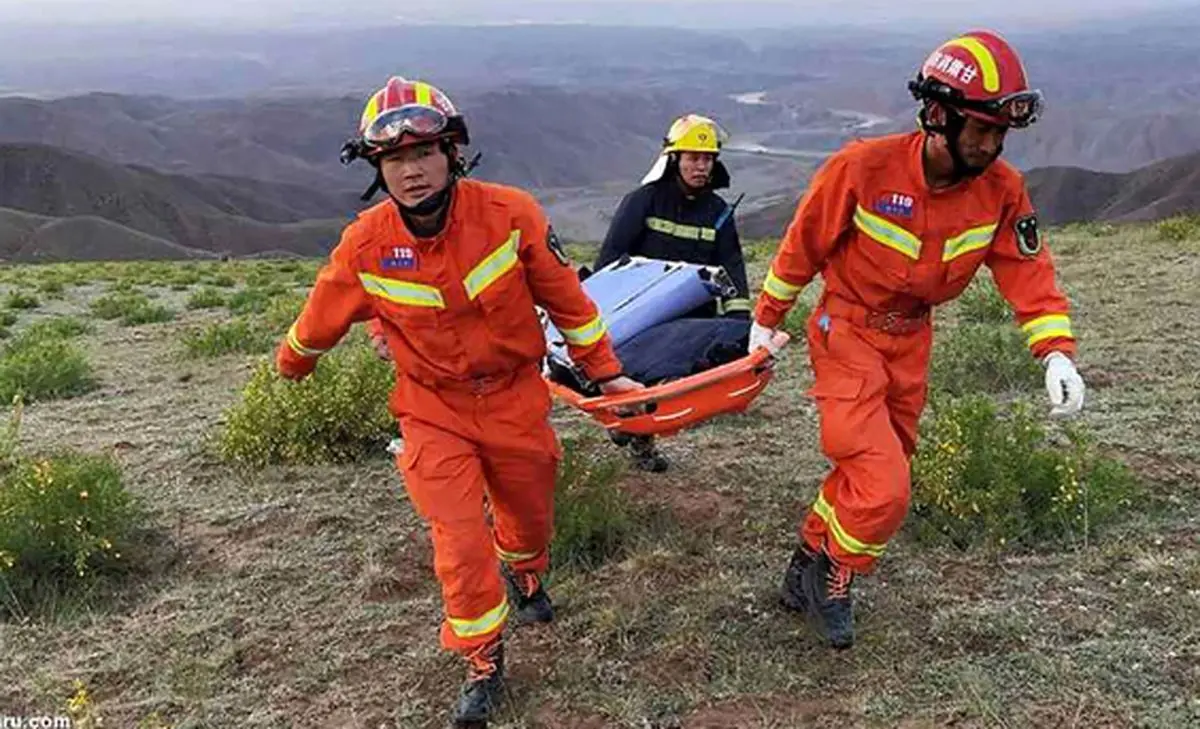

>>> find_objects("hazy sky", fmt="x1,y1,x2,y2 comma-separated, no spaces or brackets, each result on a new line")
4,0,1198,29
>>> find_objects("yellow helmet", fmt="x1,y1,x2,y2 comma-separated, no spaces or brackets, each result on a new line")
642,114,731,187
663,114,726,154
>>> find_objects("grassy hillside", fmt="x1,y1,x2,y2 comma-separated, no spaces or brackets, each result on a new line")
0,224,1196,728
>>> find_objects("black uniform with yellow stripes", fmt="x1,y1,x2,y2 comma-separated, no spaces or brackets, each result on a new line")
594,179,751,318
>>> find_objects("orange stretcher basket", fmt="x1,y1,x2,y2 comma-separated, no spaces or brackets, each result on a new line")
545,333,789,437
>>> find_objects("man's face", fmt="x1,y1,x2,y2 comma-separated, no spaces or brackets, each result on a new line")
955,114,1008,172
677,151,714,190
379,141,451,208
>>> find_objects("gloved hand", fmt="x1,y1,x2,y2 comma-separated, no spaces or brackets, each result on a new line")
1043,351,1085,417
598,375,645,395
748,321,782,355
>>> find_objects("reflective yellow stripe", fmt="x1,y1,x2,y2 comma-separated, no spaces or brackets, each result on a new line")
359,273,445,308
812,493,888,558
560,314,608,347
414,81,433,106
363,93,381,126
722,297,752,313
854,205,922,260
942,223,998,261
762,268,803,302
496,545,541,563
286,323,326,358
645,217,717,242
945,36,1001,93
464,230,521,300
447,599,510,639
1022,314,1073,347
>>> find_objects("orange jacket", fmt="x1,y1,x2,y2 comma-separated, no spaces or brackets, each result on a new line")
277,179,622,387
756,131,1076,359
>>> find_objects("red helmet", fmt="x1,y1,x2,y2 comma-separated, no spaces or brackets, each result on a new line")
340,76,470,164
908,30,1043,128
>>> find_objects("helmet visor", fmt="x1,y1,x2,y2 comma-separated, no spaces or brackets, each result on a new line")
362,104,449,148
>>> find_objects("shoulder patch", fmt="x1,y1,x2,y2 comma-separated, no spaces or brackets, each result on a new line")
546,226,570,266
1014,214,1041,256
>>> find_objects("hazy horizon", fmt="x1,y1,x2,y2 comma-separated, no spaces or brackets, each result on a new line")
3,0,1199,30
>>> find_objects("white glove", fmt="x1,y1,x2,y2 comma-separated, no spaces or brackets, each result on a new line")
1044,351,1085,417
748,321,781,355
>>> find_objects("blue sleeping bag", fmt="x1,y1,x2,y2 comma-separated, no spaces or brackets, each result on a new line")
542,255,746,391
615,317,750,384
543,256,733,360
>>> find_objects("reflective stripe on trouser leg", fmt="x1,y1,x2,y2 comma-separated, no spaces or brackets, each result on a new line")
484,431,558,574
396,418,509,654
481,371,561,576
800,315,923,572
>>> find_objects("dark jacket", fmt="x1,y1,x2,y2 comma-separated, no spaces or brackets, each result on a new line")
594,177,750,317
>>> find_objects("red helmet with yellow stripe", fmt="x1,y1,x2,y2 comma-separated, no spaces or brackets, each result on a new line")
340,76,470,165
909,30,1043,129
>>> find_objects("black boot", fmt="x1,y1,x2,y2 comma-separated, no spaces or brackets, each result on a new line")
452,637,504,727
800,551,855,649
629,434,669,473
501,564,554,625
779,544,817,612
609,431,632,448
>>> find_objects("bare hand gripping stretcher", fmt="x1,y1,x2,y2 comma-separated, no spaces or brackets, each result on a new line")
541,256,788,437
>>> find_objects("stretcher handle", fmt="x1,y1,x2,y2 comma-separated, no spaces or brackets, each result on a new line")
550,332,789,412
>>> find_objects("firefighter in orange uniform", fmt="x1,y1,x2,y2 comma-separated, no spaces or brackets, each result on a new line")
749,31,1086,649
276,77,641,725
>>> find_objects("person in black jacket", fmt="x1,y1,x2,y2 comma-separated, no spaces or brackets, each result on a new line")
595,114,751,472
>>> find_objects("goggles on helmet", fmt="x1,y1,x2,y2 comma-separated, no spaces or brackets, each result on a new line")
362,104,450,149
959,89,1044,128
911,77,1044,128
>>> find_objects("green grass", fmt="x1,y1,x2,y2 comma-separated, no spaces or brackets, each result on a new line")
551,435,635,572
911,394,1139,550
0,402,146,621
181,319,274,358
5,291,40,310
0,325,96,403
185,287,228,310
215,339,394,468
90,290,175,326
0,235,1195,728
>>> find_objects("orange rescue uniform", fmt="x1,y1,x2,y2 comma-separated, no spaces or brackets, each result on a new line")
756,131,1076,572
277,178,622,653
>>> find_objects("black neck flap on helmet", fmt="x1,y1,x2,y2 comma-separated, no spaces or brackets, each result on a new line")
909,75,999,180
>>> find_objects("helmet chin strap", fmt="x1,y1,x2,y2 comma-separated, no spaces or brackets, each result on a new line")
363,140,469,234
923,105,1000,180
396,184,453,216
943,111,978,179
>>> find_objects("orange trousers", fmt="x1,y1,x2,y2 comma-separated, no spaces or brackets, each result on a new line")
800,297,933,573
393,366,561,654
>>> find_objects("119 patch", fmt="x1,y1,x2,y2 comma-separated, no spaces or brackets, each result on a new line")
546,226,570,266
1014,214,1041,256
380,245,418,270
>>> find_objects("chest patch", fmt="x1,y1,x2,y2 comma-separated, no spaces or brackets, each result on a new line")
380,245,418,271
875,192,915,218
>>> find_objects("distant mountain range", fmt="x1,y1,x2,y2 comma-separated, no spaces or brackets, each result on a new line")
2,13,1200,260
0,144,348,260
3,137,1197,262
